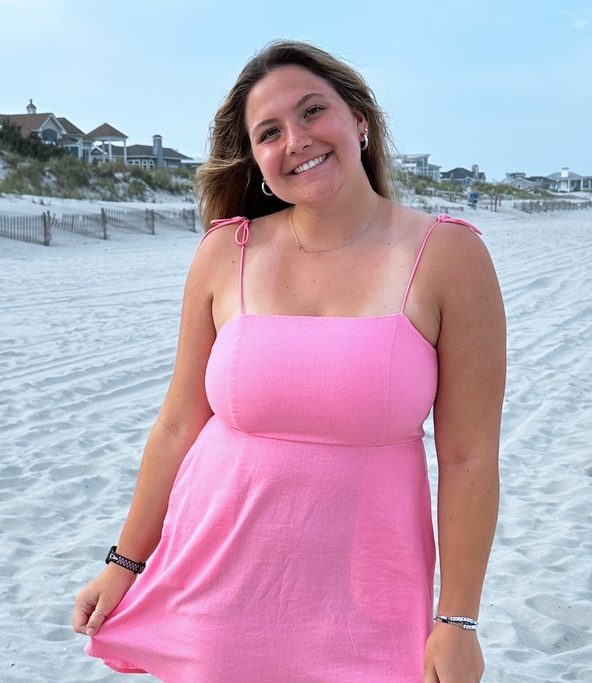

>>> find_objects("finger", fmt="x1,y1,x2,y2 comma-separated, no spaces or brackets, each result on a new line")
423,665,439,683
72,597,97,634
85,599,112,636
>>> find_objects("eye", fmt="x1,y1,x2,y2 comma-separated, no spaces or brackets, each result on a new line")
305,105,324,118
259,127,280,142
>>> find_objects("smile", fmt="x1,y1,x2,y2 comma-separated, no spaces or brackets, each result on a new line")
291,153,330,175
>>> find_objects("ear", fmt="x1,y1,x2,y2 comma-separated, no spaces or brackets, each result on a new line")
352,109,368,135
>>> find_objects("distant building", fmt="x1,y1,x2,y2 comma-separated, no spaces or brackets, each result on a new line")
57,117,93,162
1,101,69,144
503,168,592,192
525,175,554,191
94,135,192,169
547,168,592,192
394,153,441,181
501,172,537,191
1,100,194,169
440,164,486,187
87,123,129,163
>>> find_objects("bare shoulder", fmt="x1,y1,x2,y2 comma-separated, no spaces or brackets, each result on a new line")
184,218,250,309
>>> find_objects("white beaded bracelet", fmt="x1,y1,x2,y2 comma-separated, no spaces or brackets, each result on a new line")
434,614,478,630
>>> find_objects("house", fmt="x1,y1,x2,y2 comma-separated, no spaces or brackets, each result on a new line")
525,175,554,191
394,153,441,182
87,123,128,163
0,100,124,163
1,100,68,145
95,135,192,169
440,165,486,187
547,168,592,192
57,117,93,162
501,172,537,191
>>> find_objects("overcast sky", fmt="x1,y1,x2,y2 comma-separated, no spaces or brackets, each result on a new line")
1,0,590,181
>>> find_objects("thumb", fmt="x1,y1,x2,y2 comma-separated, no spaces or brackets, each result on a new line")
85,599,113,637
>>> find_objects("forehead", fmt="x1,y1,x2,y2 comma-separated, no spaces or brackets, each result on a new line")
245,64,342,126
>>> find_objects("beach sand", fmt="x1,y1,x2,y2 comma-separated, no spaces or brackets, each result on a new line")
1,195,590,681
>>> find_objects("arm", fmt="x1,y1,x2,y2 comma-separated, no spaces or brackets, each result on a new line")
423,224,506,682
73,229,225,636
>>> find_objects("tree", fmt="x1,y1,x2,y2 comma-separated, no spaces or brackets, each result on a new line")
0,119,64,161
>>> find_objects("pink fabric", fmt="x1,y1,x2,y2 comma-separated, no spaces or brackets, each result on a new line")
86,213,481,682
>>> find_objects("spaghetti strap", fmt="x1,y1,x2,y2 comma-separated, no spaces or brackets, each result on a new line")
201,216,251,314
399,213,482,314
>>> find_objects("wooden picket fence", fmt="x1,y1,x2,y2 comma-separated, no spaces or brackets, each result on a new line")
0,207,201,246
514,200,592,213
59,212,106,239
0,212,53,246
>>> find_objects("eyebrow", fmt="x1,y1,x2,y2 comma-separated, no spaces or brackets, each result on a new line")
251,92,325,136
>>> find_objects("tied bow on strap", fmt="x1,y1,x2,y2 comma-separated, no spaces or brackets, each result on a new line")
437,214,482,235
210,216,251,245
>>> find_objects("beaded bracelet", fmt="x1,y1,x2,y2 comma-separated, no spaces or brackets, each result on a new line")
434,614,478,630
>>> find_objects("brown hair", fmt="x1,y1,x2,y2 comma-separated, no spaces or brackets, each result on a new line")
195,39,396,229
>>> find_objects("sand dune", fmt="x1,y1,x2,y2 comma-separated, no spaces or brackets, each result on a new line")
1,196,590,681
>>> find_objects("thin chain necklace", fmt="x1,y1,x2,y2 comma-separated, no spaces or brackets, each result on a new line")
290,196,382,254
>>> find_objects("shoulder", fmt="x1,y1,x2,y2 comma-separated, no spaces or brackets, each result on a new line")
183,217,247,302
394,206,498,311
425,214,492,282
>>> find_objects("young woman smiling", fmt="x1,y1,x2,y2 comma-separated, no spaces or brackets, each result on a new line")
74,40,505,683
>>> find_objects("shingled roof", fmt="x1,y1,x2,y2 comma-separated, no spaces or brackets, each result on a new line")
87,123,128,140
0,113,66,137
97,143,191,160
57,117,85,136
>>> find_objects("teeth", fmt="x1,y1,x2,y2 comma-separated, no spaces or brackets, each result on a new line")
293,154,328,175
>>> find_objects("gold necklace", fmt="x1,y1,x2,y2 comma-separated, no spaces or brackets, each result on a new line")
290,197,382,254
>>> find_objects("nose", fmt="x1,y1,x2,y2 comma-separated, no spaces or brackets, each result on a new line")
285,122,311,155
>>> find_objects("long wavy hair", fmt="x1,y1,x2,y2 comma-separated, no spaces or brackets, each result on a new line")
195,40,396,229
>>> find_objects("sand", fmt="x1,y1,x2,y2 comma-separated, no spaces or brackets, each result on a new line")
1,194,591,682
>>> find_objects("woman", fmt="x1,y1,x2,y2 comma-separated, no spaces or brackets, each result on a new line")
73,40,505,683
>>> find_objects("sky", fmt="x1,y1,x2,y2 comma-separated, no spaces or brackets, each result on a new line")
1,0,590,181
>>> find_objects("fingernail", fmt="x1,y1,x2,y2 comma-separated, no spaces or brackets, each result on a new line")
87,627,96,636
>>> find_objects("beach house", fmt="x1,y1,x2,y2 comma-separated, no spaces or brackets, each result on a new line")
0,100,195,168
394,153,441,182
440,165,486,187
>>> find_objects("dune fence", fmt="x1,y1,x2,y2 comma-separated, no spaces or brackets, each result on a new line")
0,207,202,246
0,211,53,246
514,199,592,213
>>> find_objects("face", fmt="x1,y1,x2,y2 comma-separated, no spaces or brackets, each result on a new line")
244,64,367,206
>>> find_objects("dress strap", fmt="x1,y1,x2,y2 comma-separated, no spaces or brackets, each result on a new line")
201,216,251,314
399,213,482,314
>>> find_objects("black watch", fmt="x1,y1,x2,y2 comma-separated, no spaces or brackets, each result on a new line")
105,545,146,574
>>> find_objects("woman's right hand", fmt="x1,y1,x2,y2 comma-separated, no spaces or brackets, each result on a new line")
72,563,137,637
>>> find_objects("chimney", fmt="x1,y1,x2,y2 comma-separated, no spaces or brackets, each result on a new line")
153,134,164,168
26,99,37,115
560,167,569,179
471,164,479,176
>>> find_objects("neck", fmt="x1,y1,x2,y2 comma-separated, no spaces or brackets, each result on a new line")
290,184,382,251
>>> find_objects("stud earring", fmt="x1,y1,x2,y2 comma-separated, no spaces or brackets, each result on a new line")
261,179,274,196
361,129,369,151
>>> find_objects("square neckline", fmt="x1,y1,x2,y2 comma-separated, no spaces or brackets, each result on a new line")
214,310,438,352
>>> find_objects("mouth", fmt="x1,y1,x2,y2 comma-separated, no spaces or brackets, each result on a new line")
290,153,331,175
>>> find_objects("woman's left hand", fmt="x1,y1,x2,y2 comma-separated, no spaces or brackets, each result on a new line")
423,622,484,683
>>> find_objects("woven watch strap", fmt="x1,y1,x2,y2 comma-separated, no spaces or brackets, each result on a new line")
106,546,146,574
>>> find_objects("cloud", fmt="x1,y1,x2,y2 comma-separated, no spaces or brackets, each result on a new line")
559,6,592,29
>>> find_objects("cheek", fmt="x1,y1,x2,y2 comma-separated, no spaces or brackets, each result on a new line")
252,147,279,176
